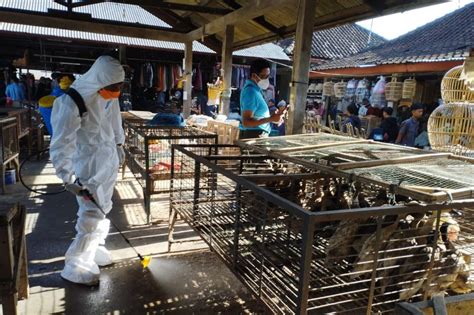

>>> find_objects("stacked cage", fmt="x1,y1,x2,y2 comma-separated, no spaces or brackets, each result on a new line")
429,65,474,156
170,134,474,314
0,118,19,164
122,119,217,222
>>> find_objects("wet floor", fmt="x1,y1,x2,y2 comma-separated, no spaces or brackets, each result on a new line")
1,158,265,314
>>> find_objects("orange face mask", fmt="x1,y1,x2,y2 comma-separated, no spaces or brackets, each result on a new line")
99,89,121,100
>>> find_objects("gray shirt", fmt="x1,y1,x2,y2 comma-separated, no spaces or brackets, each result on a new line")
398,117,419,147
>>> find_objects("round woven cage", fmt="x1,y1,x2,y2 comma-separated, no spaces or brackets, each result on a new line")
333,81,347,98
385,79,403,101
428,102,474,156
322,82,335,96
441,66,474,103
402,78,417,99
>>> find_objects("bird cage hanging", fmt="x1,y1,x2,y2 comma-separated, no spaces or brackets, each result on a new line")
402,78,417,99
428,102,474,157
441,65,474,102
315,83,323,93
322,81,335,96
333,81,347,98
385,77,403,101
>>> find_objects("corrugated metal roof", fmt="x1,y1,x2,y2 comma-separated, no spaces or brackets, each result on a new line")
0,0,171,28
0,21,214,53
0,0,289,60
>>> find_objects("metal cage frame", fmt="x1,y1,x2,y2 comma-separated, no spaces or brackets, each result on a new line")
122,119,217,222
169,143,474,314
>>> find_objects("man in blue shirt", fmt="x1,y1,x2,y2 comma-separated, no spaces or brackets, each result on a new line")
239,59,284,139
5,77,25,102
396,103,423,147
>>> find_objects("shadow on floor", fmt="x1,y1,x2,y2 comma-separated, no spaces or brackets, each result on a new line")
6,159,266,315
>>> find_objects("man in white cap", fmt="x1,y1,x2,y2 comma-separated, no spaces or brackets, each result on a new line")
50,55,126,286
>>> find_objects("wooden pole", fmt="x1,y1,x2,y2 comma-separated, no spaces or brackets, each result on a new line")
287,0,317,135
183,41,193,118
119,45,126,64
220,25,234,116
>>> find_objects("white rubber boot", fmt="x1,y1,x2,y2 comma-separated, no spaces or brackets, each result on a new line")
95,246,114,267
61,260,100,286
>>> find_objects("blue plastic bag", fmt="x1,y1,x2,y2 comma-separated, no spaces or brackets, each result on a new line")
148,113,185,127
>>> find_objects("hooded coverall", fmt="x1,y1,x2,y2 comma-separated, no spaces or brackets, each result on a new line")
50,56,125,285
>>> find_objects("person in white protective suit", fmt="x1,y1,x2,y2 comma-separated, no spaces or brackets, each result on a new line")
50,55,126,286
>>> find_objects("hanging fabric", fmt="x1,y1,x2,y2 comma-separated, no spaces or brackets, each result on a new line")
144,63,153,88
166,65,173,91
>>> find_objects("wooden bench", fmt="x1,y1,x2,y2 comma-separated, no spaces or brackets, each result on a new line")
0,203,29,315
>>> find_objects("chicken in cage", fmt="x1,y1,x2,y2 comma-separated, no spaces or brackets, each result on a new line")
170,141,474,314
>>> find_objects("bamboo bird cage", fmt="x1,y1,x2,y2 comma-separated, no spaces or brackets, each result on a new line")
322,81,335,97
334,80,347,98
402,78,417,99
428,102,474,157
441,65,474,103
385,77,403,101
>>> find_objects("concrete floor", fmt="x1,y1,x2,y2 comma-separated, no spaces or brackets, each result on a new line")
1,158,265,315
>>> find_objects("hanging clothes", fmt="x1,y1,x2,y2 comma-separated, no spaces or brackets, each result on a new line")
166,65,173,91
139,64,145,87
151,63,158,88
144,63,153,88
193,65,203,91
159,65,165,91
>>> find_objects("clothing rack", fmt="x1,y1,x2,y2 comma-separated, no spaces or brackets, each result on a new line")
128,57,201,66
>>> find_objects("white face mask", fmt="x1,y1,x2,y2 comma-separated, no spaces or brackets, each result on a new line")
257,78,270,90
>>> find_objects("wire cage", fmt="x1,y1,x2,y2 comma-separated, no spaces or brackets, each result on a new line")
0,108,30,139
428,102,474,157
402,78,417,100
0,117,19,164
170,143,474,314
441,66,474,103
385,78,404,102
122,119,217,222
240,134,474,203
0,117,19,194
323,82,335,97
334,81,347,99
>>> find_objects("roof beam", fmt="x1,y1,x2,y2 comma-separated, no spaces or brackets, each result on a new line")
60,0,232,15
310,61,463,78
142,6,222,52
222,0,284,38
0,7,188,43
187,0,292,41
363,0,386,12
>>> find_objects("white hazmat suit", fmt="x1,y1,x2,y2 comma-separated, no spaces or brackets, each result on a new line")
50,56,125,285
